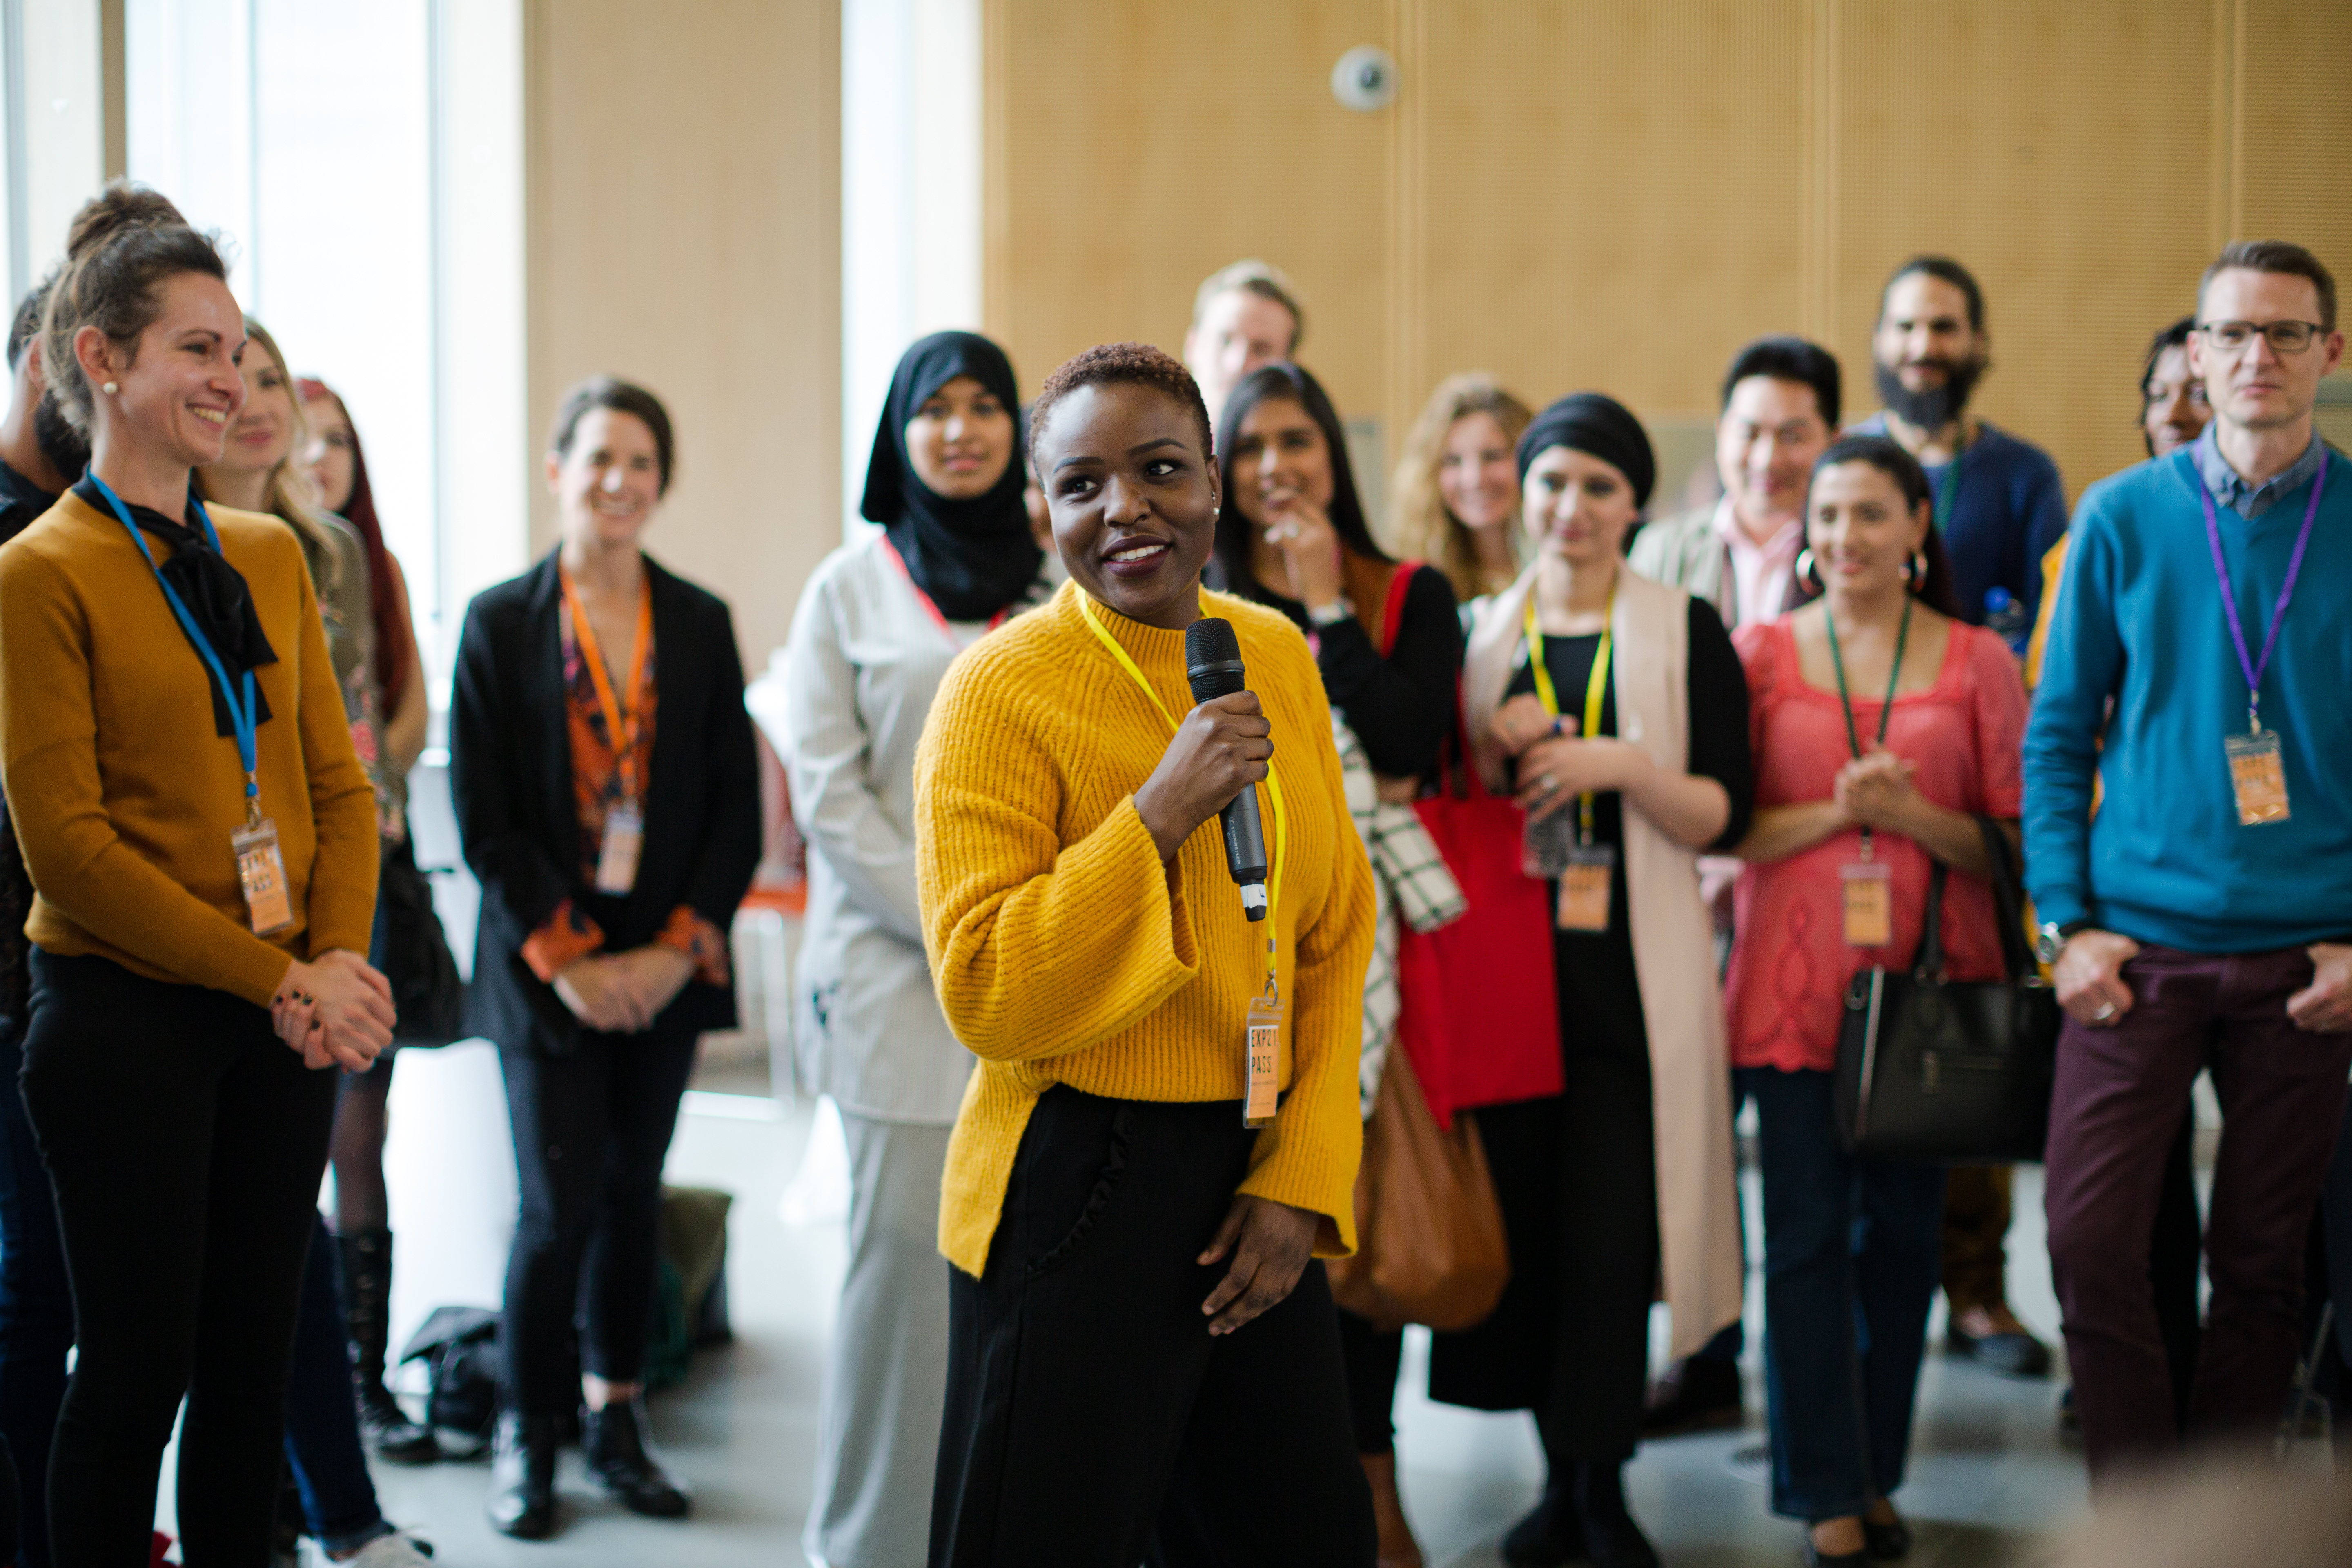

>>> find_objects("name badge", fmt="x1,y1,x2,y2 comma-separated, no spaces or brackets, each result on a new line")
2225,729,2290,826
1841,860,1893,947
1243,985,1284,1129
595,801,645,894
1555,843,1616,932
233,817,296,936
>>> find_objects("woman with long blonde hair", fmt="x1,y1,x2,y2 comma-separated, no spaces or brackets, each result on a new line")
1388,373,1533,607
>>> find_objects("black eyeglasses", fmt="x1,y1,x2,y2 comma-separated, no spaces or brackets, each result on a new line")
2194,319,2327,354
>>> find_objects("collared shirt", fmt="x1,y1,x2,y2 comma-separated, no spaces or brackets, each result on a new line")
2191,424,2324,519
1712,495,1803,629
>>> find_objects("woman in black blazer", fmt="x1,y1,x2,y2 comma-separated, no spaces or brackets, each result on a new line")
451,378,759,1541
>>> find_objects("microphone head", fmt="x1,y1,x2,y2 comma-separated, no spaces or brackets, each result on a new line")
1185,617,1247,702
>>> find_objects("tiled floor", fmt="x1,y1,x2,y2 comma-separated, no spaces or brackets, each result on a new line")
174,1048,2092,1565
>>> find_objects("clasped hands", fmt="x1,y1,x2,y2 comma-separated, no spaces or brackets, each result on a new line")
553,945,698,1035
270,949,396,1071
1493,693,1652,820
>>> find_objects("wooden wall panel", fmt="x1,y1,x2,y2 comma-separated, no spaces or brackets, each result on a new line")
527,0,841,667
984,0,1394,421
2233,0,2352,287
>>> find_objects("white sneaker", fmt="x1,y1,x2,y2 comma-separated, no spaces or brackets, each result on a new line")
301,1530,435,1567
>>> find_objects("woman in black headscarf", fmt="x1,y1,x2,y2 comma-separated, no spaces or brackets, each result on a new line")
760,330,1050,1568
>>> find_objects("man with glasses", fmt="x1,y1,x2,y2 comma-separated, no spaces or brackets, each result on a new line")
2029,240,2352,1478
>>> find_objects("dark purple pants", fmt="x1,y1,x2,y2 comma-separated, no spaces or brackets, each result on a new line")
2043,943,2351,1478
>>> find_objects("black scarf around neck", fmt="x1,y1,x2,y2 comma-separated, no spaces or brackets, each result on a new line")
859,331,1041,621
79,476,276,737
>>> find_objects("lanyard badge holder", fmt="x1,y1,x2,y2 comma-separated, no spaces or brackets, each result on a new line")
1828,596,1912,947
2203,461,2326,827
1523,595,1617,932
92,476,296,935
1077,596,1289,1128
561,567,653,893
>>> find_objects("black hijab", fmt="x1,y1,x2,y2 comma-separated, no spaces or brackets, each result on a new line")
859,331,1040,621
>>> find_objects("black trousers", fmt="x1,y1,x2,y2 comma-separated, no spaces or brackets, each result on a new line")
929,1087,1375,1568
496,1014,699,1414
1429,928,1658,1465
1337,1308,1403,1454
22,950,337,1568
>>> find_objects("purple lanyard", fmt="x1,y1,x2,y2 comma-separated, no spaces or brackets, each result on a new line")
2200,452,2327,734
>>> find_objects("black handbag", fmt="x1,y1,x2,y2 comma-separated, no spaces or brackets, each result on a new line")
1833,817,2061,1163
372,834,465,1047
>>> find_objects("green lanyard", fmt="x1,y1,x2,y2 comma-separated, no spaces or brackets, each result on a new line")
1824,596,1912,857
1931,430,1968,532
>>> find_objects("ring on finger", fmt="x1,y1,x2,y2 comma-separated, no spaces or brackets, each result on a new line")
1538,774,1560,793
2094,1001,2117,1021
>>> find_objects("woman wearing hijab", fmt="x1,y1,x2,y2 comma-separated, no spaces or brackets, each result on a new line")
451,377,760,1539
1437,394,1752,1568
757,330,1048,1568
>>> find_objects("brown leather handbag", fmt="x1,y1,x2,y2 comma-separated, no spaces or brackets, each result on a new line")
1327,1044,1511,1332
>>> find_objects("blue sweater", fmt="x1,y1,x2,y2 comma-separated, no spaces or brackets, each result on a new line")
2025,445,2352,952
1853,416,2069,644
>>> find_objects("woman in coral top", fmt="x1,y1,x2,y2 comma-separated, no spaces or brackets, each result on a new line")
914,342,1376,1565
1726,434,2027,1568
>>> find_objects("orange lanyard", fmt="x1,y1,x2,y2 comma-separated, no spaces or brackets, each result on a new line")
559,564,653,804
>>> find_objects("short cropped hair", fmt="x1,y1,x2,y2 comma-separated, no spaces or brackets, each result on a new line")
1881,255,1985,333
1719,336,1842,428
1189,259,1305,353
1028,341,1214,468
7,275,54,372
2199,240,2337,333
549,375,675,494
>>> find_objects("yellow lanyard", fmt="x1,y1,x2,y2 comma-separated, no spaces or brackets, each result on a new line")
1524,589,1613,844
1077,593,1289,984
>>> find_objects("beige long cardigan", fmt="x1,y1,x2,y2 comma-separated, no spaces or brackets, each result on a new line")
1462,560,1744,1361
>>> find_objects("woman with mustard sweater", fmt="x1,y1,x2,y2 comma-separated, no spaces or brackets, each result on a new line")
916,341,1378,1566
0,185,391,1564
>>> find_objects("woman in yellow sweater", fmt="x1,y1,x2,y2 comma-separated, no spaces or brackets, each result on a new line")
0,185,390,1563
916,341,1378,1565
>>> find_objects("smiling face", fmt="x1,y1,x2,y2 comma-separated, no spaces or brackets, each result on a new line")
1521,445,1638,568
2191,268,2345,435
546,405,664,552
904,372,1014,499
1437,410,1518,532
212,335,298,481
1035,380,1219,630
302,390,358,514
2140,343,2210,457
1874,272,1984,394
1717,375,1831,536
77,270,248,469
1226,395,1333,529
1806,460,1931,602
1184,288,1298,419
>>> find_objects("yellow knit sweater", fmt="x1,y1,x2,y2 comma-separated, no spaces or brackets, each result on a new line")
915,580,1374,1277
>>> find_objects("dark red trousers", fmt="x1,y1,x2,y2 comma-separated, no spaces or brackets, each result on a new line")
2043,943,2351,1477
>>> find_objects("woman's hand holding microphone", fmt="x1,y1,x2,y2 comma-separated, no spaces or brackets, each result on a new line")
272,950,397,1071
1133,692,1274,865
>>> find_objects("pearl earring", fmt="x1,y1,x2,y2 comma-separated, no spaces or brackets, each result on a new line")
101,381,117,394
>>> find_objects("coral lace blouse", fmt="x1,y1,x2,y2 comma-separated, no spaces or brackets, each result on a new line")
1724,615,2027,1074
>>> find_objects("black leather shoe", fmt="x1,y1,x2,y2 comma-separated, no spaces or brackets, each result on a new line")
1803,1539,1870,1568
1499,1487,1583,1566
1863,1511,1912,1560
1947,1312,2053,1379
583,1394,690,1519
1570,1462,1660,1568
1642,1353,1745,1436
486,1411,557,1539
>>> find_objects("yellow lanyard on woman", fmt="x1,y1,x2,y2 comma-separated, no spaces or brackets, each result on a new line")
1076,594,1290,985
1524,590,1612,846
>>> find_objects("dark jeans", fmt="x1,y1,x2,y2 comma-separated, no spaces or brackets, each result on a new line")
1740,1066,1946,1523
497,1015,699,1414
22,950,337,1567
282,1212,387,1555
2044,942,2352,1477
0,1017,69,1568
1337,1308,1403,1454
929,1088,1374,1568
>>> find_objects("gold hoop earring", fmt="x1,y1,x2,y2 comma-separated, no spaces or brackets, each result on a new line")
1795,548,1820,589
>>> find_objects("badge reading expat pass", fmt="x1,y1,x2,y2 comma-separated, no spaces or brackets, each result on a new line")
1556,842,1616,932
2225,728,2290,825
1841,859,1893,947
233,812,295,935
1243,981,1284,1129
595,800,645,894
2201,455,2325,830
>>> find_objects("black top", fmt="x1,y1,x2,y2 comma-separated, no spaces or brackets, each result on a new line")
0,460,55,1033
451,549,762,1054
1239,563,1462,780
1503,596,1754,945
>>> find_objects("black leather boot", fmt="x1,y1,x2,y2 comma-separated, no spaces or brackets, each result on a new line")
487,1410,559,1538
583,1393,690,1518
335,1228,439,1463
1570,1459,1661,1568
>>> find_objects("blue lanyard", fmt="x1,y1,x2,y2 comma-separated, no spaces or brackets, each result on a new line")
87,474,263,805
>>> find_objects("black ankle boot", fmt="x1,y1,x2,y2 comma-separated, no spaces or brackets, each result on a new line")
583,1393,690,1518
335,1227,439,1464
1500,1482,1585,1566
487,1411,558,1539
1570,1459,1660,1568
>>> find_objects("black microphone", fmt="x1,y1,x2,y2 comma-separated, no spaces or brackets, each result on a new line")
1185,617,1270,921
